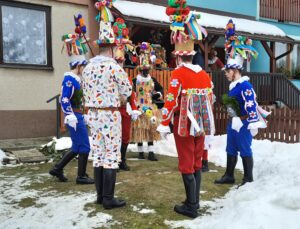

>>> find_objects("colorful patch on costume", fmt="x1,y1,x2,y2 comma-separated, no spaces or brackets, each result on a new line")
170,79,179,87
167,93,174,102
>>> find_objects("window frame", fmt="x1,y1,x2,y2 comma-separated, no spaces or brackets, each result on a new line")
0,0,53,70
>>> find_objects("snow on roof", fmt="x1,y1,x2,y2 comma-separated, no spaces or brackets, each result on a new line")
114,0,287,37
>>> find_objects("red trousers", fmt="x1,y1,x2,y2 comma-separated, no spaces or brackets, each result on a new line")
173,115,205,174
120,107,131,144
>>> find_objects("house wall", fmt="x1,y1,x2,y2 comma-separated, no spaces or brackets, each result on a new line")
188,0,258,18
0,0,89,139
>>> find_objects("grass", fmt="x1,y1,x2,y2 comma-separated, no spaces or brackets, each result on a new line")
1,151,243,229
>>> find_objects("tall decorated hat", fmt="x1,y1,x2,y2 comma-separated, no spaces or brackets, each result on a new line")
94,0,116,46
112,17,133,61
137,42,156,71
166,0,207,55
62,14,89,67
224,19,258,69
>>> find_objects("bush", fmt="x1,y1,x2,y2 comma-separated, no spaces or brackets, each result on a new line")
276,66,291,78
294,68,300,80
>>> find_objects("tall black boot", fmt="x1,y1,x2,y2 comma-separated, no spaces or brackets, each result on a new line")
174,174,198,218
240,156,254,186
119,143,130,171
214,155,238,184
49,150,77,182
147,142,158,161
76,154,94,184
102,169,126,209
137,143,145,159
194,170,201,210
94,167,103,204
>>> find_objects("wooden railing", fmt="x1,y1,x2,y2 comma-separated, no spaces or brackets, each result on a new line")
260,0,300,24
214,103,300,143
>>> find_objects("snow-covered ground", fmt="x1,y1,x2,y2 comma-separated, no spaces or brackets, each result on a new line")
1,135,299,228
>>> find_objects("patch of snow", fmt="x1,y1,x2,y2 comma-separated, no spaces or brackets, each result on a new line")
162,135,300,229
0,149,6,165
0,175,116,229
131,204,156,214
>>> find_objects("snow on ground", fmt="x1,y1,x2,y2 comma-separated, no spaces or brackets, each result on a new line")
158,135,300,229
0,174,116,229
131,203,156,214
0,149,6,165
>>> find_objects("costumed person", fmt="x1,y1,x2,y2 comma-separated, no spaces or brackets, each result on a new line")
131,42,164,161
113,17,141,171
49,14,94,185
214,19,270,187
82,1,132,209
208,47,224,71
157,1,214,218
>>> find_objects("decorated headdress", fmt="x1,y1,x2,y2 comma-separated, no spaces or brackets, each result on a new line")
94,0,116,46
137,42,156,71
224,19,258,69
112,17,133,61
166,0,207,56
62,14,89,67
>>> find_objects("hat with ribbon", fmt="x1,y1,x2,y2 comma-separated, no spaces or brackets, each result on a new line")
166,0,207,56
62,14,89,67
94,0,116,46
224,19,259,70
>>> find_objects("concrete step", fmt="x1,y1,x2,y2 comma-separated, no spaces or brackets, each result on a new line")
0,136,53,151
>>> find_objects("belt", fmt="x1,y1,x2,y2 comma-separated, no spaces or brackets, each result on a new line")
89,107,119,112
73,108,83,113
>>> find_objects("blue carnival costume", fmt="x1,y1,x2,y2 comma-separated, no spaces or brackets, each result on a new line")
49,14,94,184
215,19,270,186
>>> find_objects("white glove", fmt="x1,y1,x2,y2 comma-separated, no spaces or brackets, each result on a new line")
231,117,243,132
250,128,258,137
157,124,171,140
131,110,142,121
126,102,133,115
64,114,78,131
83,114,89,125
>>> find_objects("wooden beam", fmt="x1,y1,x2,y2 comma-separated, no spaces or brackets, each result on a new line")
275,43,294,60
270,42,276,73
208,35,220,49
197,41,205,53
261,41,274,58
204,39,209,71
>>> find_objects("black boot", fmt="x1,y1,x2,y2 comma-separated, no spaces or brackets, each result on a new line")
194,170,201,209
94,167,103,204
49,150,77,182
174,174,198,218
138,152,145,159
202,160,209,172
214,155,237,184
240,156,254,186
102,169,126,209
76,154,94,184
148,152,158,161
119,143,130,171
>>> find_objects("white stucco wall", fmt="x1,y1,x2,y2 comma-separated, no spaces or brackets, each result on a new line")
0,0,89,110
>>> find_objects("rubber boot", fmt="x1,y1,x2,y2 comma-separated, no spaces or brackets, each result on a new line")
238,156,254,187
76,154,94,184
119,143,130,171
214,155,237,184
94,166,103,204
49,150,77,182
137,143,145,159
194,170,201,209
102,169,126,209
202,160,209,172
148,152,158,161
174,174,198,218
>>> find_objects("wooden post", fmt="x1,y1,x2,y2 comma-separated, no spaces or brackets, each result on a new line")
204,39,209,71
261,41,276,73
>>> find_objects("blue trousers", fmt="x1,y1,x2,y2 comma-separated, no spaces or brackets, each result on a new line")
66,112,90,154
226,120,253,157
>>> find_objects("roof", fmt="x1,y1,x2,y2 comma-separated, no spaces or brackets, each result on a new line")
113,0,295,43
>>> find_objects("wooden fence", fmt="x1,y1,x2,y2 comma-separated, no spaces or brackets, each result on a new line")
214,103,300,143
260,0,300,24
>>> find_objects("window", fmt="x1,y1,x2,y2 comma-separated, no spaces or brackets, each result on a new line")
0,1,52,69
275,42,287,69
291,45,300,75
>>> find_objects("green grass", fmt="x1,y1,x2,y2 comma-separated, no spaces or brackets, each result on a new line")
1,151,243,229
